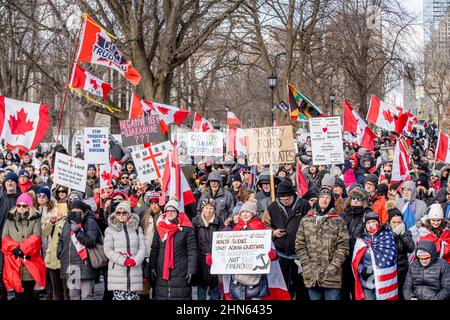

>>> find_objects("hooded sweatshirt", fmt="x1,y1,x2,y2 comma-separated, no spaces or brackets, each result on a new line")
395,180,428,221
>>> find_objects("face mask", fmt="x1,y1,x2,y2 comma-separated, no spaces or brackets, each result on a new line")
366,221,380,235
68,211,82,224
384,173,391,180
418,189,425,199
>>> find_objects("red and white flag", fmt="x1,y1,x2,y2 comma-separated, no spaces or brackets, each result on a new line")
435,131,450,164
366,96,399,132
129,93,190,133
391,137,410,182
99,156,122,188
227,111,242,127
343,100,377,150
161,142,195,212
0,96,50,152
70,64,112,99
395,112,418,134
192,112,214,132
227,126,247,158
76,14,141,86
296,162,308,196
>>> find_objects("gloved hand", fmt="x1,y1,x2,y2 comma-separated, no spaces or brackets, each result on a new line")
151,269,157,281
393,222,406,236
268,249,277,261
185,273,193,285
124,258,137,267
12,246,24,258
361,265,373,281
70,221,80,232
205,253,212,266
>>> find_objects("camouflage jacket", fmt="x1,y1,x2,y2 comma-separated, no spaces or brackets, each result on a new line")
295,208,349,289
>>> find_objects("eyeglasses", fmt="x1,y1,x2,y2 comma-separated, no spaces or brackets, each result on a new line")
58,190,66,193
351,196,363,202
68,196,80,201
115,211,129,216
113,197,124,201
121,176,129,179
17,204,29,209
165,209,178,213
37,193,48,199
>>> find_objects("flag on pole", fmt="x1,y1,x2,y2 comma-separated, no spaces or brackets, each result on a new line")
395,112,418,134
366,96,399,131
192,112,214,132
391,138,410,182
287,83,323,120
0,96,50,152
435,132,450,164
343,100,377,150
295,162,308,196
76,14,141,86
226,111,242,127
70,64,112,99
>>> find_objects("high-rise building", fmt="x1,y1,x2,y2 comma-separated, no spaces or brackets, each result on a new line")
423,0,450,43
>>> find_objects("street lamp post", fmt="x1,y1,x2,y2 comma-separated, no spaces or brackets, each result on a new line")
329,92,336,116
267,74,277,126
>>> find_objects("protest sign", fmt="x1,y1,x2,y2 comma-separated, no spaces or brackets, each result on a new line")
53,153,87,193
119,115,164,147
246,126,295,165
132,141,173,184
174,128,192,164
84,127,109,164
210,229,272,275
187,132,224,156
309,116,345,165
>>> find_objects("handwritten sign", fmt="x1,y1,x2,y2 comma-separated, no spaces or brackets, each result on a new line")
84,127,109,164
187,132,223,156
246,126,295,165
119,115,164,147
210,230,272,275
53,153,87,193
132,141,173,184
310,116,344,165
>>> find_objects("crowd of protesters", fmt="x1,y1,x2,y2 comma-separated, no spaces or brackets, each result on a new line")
0,122,449,301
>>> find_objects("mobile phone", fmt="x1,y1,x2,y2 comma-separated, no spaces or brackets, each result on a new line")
279,229,287,232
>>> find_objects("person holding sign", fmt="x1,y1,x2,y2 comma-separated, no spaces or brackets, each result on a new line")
295,188,349,300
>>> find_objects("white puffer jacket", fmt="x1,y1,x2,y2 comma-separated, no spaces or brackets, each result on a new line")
104,213,146,292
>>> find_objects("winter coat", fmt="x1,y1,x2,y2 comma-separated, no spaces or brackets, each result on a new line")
256,190,271,217
387,225,415,272
396,198,428,222
42,215,65,270
262,195,311,255
140,209,161,257
85,177,100,198
149,223,197,300
57,211,100,280
371,195,388,225
403,241,450,300
192,214,224,287
295,207,349,289
1,208,42,282
197,172,234,221
104,213,146,292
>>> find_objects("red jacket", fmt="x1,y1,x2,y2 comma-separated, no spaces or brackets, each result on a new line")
18,181,33,193
1,235,46,292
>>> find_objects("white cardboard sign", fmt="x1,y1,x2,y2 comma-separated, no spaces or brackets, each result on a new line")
53,153,87,193
309,116,345,165
83,127,109,164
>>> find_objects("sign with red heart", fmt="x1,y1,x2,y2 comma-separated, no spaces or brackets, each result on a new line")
309,116,344,165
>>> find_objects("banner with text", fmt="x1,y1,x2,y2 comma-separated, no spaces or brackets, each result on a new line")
246,126,295,165
132,141,173,184
83,127,109,164
119,115,164,147
210,230,272,275
310,116,345,165
53,153,87,193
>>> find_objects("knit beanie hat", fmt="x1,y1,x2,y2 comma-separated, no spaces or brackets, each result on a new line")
201,197,216,209
87,164,96,171
18,169,29,178
348,186,369,201
276,180,295,197
37,187,51,199
416,175,429,190
115,202,131,215
5,171,18,183
363,209,380,224
376,183,389,197
165,198,180,213
318,188,333,199
303,190,318,201
321,173,336,187
239,199,257,216
364,174,379,189
69,200,91,212
386,200,403,223
16,193,33,208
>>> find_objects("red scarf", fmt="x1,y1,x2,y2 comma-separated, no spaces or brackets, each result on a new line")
71,224,88,260
233,216,266,231
156,212,192,280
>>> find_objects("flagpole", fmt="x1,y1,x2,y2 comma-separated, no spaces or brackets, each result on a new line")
57,15,84,138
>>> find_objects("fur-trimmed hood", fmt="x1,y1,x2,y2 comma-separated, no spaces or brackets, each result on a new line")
8,207,41,222
108,212,140,232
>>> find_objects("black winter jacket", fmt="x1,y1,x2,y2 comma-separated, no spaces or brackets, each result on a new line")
192,215,224,287
149,225,197,300
387,225,415,272
403,241,450,300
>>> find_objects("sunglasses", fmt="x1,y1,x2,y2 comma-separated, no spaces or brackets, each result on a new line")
17,204,29,209
121,176,129,179
58,190,67,193
200,182,207,185
351,196,363,202
113,197,124,201
68,196,80,201
37,193,48,199
115,211,129,216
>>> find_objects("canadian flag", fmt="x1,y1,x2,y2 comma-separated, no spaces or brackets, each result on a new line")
99,157,122,188
435,131,450,164
227,126,247,158
391,137,410,182
0,96,50,152
76,14,141,86
366,96,400,132
343,100,377,150
192,112,214,132
227,111,242,127
70,64,112,99
395,112,418,134
129,93,190,133
161,142,195,212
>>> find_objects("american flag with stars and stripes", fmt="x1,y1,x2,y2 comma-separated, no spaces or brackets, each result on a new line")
352,228,398,300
